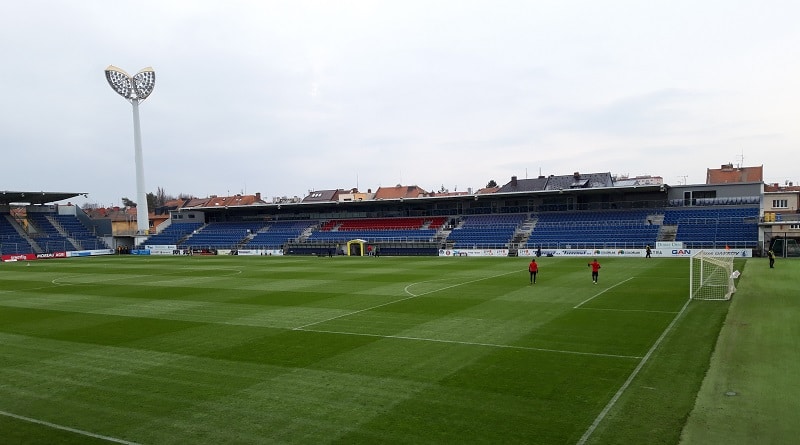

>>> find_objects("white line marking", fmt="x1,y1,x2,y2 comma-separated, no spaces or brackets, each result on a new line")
576,307,680,314
292,295,419,330
295,269,520,330
403,269,521,297
0,409,140,445
296,327,643,359
573,277,634,308
576,297,693,445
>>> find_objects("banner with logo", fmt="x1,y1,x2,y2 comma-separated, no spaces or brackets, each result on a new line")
438,249,509,257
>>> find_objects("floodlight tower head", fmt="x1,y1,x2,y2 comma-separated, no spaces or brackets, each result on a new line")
105,65,155,101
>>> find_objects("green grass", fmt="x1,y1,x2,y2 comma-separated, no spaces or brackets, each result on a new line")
0,255,731,444
679,257,800,445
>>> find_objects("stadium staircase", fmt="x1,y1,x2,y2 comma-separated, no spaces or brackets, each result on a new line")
646,213,665,225
508,215,537,256
27,213,81,252
297,224,317,242
433,220,453,248
243,221,319,249
140,222,204,248
1,214,38,254
447,214,527,250
181,221,268,250
643,213,676,242
52,214,108,250
657,224,678,242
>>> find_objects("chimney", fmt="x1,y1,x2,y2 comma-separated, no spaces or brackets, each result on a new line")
255,192,261,200
573,171,581,180
511,176,518,186
721,163,734,171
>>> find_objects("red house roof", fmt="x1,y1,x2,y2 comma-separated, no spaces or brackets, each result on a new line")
706,164,763,184
373,185,429,200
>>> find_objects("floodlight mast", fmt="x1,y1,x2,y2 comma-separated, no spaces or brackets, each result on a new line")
104,65,155,235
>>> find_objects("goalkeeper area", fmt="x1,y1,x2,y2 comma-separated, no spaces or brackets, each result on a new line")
0,254,787,444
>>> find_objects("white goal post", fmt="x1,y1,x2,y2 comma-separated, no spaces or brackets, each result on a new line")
689,250,738,301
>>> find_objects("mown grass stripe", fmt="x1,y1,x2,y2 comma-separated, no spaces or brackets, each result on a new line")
0,410,140,445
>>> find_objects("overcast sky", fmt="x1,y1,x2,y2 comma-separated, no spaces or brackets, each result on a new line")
2,1,799,207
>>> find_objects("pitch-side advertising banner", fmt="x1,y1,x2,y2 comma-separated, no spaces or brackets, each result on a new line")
232,249,284,256
514,248,752,258
143,246,284,256
435,248,752,258
438,249,509,257
66,249,114,258
3,250,113,262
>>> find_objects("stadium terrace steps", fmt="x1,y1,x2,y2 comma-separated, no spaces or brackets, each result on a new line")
245,221,318,249
27,213,80,252
0,214,36,254
140,222,203,247
447,214,528,248
52,214,108,250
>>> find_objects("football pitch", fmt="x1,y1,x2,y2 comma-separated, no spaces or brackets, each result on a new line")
0,255,732,444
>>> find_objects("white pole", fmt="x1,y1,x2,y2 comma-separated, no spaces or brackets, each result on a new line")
131,99,149,234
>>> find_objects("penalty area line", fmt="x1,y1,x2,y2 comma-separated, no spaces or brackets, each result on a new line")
573,277,634,309
404,269,521,297
295,269,520,331
295,327,642,360
0,409,140,445
576,307,680,314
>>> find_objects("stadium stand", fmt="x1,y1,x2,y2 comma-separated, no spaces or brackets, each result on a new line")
0,215,35,254
663,206,759,248
140,222,204,247
525,210,659,249
20,212,109,252
447,214,528,248
27,212,77,252
245,220,317,249
182,221,269,249
307,217,446,243
130,203,761,255
52,214,108,250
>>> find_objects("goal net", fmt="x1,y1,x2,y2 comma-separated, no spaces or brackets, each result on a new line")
689,250,737,301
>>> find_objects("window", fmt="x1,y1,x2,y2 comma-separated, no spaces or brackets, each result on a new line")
772,199,788,209
693,190,717,199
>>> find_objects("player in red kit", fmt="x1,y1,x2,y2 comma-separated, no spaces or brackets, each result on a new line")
528,258,539,284
588,259,601,284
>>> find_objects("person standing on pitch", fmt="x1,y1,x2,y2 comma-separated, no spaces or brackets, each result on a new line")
645,245,652,258
588,259,601,284
768,249,776,268
529,258,539,284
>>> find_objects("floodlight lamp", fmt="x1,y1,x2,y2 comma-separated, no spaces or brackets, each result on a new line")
105,65,156,101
